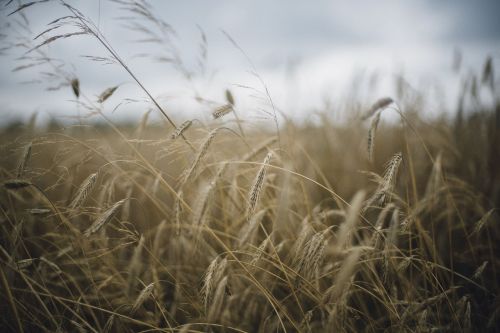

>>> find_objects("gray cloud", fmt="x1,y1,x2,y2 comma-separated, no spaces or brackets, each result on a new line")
0,0,499,123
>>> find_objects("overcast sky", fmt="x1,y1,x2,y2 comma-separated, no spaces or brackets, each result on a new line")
0,0,499,124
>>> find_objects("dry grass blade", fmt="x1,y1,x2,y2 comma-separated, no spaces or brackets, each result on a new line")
83,199,125,237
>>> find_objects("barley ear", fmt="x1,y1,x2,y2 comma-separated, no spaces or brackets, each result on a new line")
247,152,272,221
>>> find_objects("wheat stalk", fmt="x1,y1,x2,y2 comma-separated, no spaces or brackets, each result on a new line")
212,104,233,119
130,282,155,314
201,256,227,310
247,152,272,220
83,199,125,237
171,120,192,140
69,172,97,210
182,128,220,185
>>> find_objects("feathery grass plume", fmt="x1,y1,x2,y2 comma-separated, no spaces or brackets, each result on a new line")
225,89,235,105
171,120,192,139
69,172,97,210
3,179,32,189
127,236,145,297
16,142,32,178
238,209,266,247
83,199,125,237
473,261,488,280
8,0,50,16
29,31,89,54
202,256,227,310
367,111,381,162
473,208,495,235
362,97,393,120
182,128,220,184
336,191,365,252
131,282,155,314
97,86,119,103
295,228,330,281
247,152,272,221
70,78,80,98
174,191,183,235
212,104,233,119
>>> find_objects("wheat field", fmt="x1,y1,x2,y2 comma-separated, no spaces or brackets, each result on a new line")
1,1,499,332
